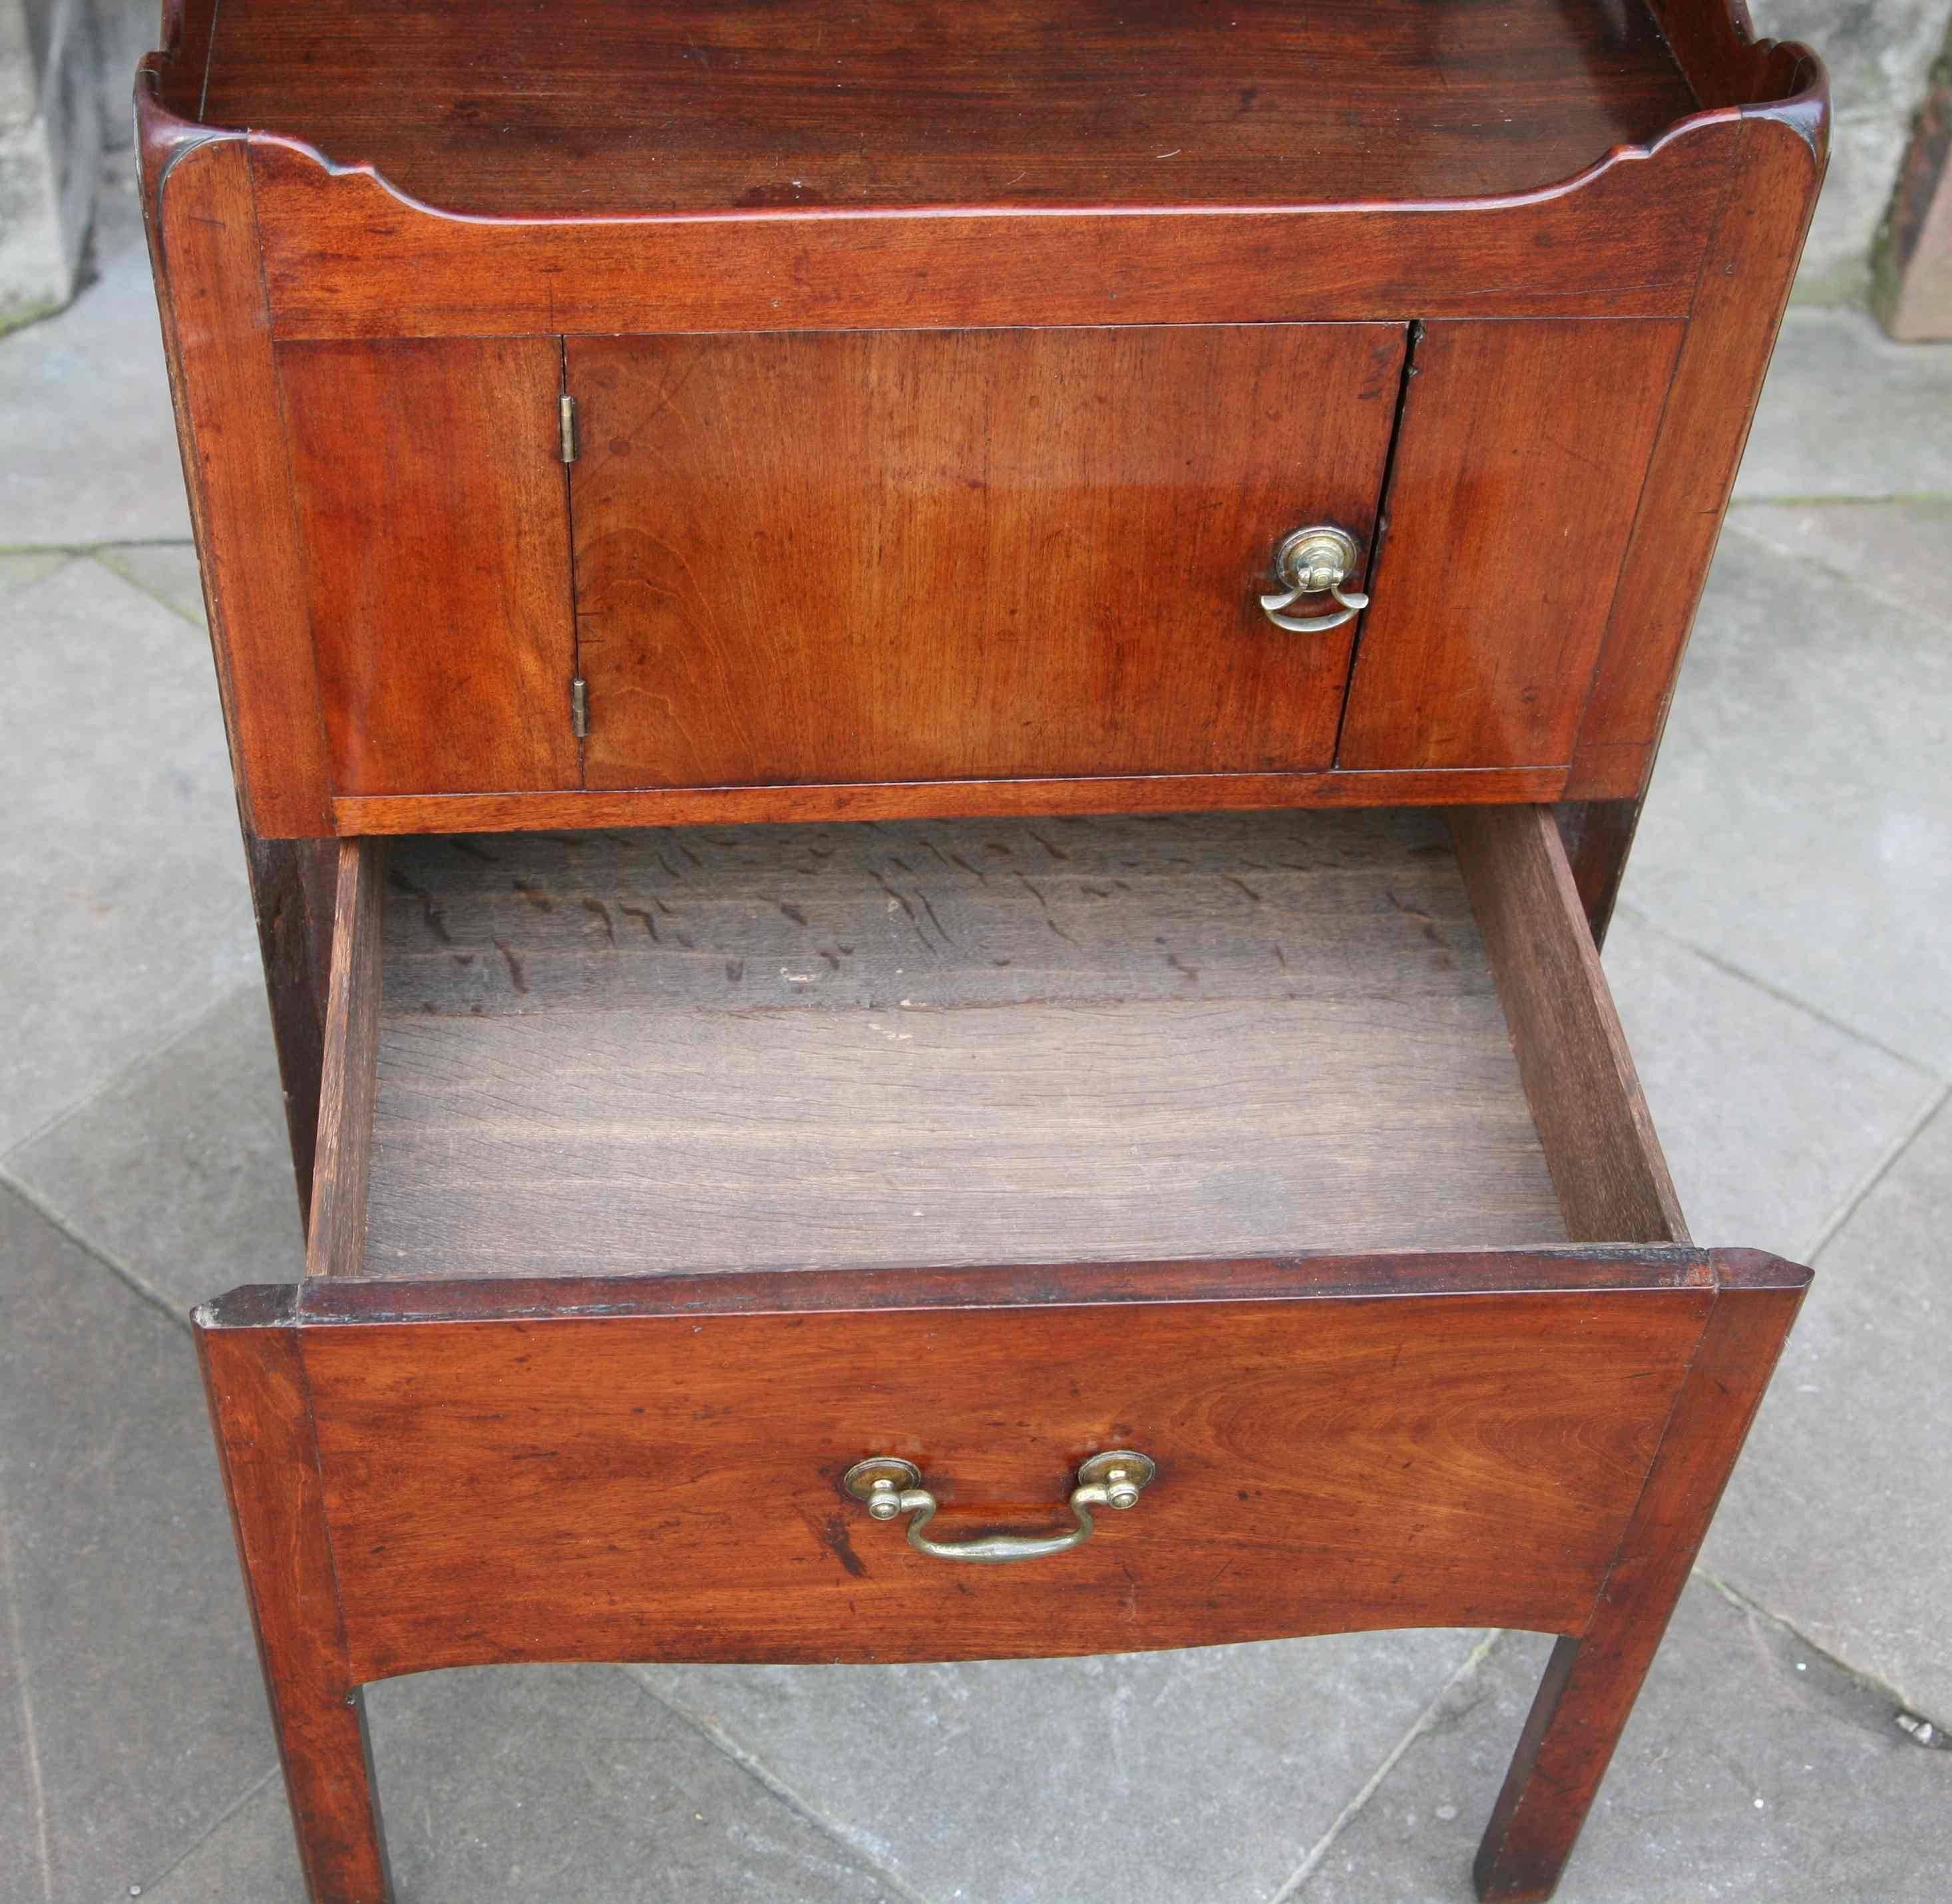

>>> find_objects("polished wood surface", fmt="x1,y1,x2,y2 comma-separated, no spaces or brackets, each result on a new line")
306,841,383,1281
572,325,1401,789
1643,0,1827,113
197,1289,392,1903
244,127,1733,343
200,1258,1720,1678
139,11,1828,841
239,829,338,1224
278,337,580,797
155,9,1828,1899
1474,1250,1809,1900
331,767,1571,837
350,812,1566,1281
1567,113,1825,799
143,132,332,835
180,0,1699,216
1453,807,1686,1243
290,1248,1718,1322
198,1244,1811,1901
1338,319,1682,771
1553,797,1643,946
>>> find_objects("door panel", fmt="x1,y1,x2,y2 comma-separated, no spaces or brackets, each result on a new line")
569,324,1405,789
279,337,580,795
1337,319,1684,771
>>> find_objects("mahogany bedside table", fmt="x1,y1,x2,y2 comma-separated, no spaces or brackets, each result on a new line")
138,3,1828,1897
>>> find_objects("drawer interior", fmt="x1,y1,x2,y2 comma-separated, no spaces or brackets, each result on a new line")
310,806,1683,1281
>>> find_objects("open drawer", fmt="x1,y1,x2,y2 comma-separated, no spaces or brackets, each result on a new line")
318,803,1687,1278
218,799,1812,1682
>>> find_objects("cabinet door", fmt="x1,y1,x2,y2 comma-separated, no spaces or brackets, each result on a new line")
279,337,580,797
568,324,1405,789
1336,319,1684,771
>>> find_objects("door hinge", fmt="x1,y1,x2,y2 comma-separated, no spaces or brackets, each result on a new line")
570,677,588,738
558,393,579,464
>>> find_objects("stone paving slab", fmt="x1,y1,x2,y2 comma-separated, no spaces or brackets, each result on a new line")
0,550,70,595
2,173,1949,1904
1602,906,1942,1259
0,554,260,1155
0,1543,43,1904
634,1629,1486,1903
1622,524,1952,1074
1732,500,1952,629
1750,0,1952,304
1702,1093,1952,1727
1734,309,1952,500
146,1666,913,1903
8,983,306,1317
0,1183,276,1902
0,174,191,548
95,540,208,630
1300,1580,1951,1903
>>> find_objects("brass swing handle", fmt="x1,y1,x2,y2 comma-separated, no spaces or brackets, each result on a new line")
1261,525,1370,634
842,1451,1156,1565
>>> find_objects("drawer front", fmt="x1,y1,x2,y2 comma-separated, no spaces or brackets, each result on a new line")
290,1271,1712,1679
568,323,1406,788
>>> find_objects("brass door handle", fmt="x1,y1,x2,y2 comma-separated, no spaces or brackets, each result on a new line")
842,1451,1156,1565
1261,525,1370,634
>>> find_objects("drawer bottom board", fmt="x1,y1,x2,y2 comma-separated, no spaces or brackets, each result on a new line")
363,809,1567,1278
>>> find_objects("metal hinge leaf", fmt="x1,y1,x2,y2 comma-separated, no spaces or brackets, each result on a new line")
570,677,588,738
559,393,579,464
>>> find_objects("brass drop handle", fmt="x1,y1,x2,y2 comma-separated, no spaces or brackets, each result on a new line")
842,1451,1156,1565
1261,525,1370,633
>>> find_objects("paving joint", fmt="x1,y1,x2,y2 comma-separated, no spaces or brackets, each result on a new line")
1720,515,1952,628
1272,1630,1501,1900
1728,491,1952,506
0,985,268,1183
0,540,198,554
0,1173,194,1338
1693,1569,1951,1736
618,1666,936,1904
88,548,209,629
0,1465,55,1903
124,1762,284,1901
1610,901,1944,1084
1806,1081,1952,1262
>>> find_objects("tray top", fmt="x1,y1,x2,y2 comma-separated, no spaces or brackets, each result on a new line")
176,0,1700,217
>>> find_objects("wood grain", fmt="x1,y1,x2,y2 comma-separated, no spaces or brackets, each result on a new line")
276,337,580,797
278,1268,1716,1677
1474,1248,1811,1901
147,1,220,122
331,767,1570,837
1567,112,1826,799
1451,807,1684,1244
1338,320,1684,772
571,325,1402,789
144,131,333,835
281,1248,1717,1326
194,0,1698,216
1552,799,1643,948
1644,2,1826,112
361,811,1565,1279
196,1288,392,1903
306,841,383,1280
246,127,1739,343
241,829,339,1226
